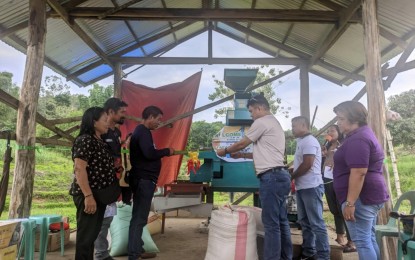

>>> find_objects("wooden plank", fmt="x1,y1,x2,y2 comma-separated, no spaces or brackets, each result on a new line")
110,57,304,65
315,0,344,11
362,1,395,259
47,0,115,69
300,64,310,120
47,116,82,125
0,21,31,40
308,0,362,67
52,8,361,23
9,0,47,219
114,62,123,98
0,132,72,146
49,125,80,139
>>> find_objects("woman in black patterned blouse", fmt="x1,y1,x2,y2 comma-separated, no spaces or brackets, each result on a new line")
70,107,116,260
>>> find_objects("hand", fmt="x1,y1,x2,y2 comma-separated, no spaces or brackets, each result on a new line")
216,149,226,157
84,196,97,215
343,205,356,222
169,148,175,156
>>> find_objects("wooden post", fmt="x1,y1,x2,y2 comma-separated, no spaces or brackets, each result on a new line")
362,0,396,258
114,62,122,98
8,0,46,218
300,64,310,120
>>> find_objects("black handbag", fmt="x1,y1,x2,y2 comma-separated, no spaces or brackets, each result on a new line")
92,181,121,205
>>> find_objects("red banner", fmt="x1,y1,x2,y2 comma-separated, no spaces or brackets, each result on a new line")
120,71,202,186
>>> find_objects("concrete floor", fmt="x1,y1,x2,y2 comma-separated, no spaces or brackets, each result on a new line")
41,217,359,260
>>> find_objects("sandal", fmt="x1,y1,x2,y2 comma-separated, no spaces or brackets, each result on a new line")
343,245,357,253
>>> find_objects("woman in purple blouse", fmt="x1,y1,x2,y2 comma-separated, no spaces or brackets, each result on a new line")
332,101,389,260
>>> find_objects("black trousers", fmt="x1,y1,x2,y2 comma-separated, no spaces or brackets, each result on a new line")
323,177,352,241
73,195,107,260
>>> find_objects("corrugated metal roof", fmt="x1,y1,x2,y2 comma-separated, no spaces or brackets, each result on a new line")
0,0,414,87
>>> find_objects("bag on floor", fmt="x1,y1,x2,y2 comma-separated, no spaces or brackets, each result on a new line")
205,206,258,260
109,205,159,256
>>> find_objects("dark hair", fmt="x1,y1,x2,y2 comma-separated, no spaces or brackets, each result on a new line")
247,94,270,110
142,106,163,120
103,98,128,113
291,116,310,129
326,124,344,149
333,101,367,127
78,107,105,137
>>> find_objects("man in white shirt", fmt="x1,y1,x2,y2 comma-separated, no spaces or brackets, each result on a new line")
217,95,292,260
291,116,330,260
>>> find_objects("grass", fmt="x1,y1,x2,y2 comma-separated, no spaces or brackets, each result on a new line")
1,139,414,231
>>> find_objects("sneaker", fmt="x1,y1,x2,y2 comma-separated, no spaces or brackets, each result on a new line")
139,252,157,259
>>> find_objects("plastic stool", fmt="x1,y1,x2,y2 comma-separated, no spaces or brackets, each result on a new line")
17,219,37,260
29,214,64,260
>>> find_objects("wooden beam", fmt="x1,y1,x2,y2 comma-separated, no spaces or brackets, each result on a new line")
47,116,82,125
245,66,299,92
308,0,362,67
66,21,194,80
379,26,408,50
9,0,46,219
82,28,207,86
51,8,361,23
316,60,365,82
0,132,72,147
223,22,365,83
383,59,415,77
0,89,75,141
110,57,304,65
157,67,299,128
49,125,80,139
208,22,213,62
315,0,344,11
362,2,395,259
300,65,310,120
47,0,115,69
98,0,145,19
340,27,415,85
114,62,123,98
382,36,415,90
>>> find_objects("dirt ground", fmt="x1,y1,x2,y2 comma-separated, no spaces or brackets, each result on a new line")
43,217,359,260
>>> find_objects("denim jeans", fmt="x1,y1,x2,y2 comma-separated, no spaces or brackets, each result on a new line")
342,198,383,260
128,178,156,260
94,216,113,260
296,184,330,259
259,168,293,260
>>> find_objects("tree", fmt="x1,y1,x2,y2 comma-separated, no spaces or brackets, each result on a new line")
0,72,19,131
186,121,224,151
88,83,113,107
387,89,415,149
208,66,290,118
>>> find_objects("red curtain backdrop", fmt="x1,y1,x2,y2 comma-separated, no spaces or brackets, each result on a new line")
120,71,202,186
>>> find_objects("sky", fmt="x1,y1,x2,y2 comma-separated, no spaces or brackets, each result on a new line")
0,31,414,130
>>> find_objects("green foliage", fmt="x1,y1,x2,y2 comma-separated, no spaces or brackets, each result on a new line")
388,90,415,149
209,66,290,118
186,121,224,151
88,83,114,107
0,72,19,131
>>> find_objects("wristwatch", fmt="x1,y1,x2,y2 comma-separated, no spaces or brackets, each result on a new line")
345,201,355,207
